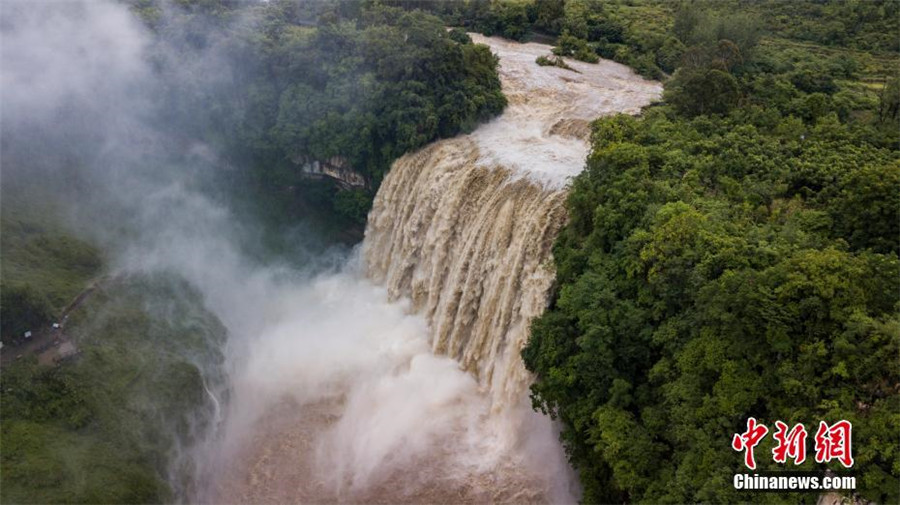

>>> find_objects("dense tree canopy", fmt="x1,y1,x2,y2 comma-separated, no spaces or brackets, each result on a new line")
135,0,506,226
520,1,899,503
524,109,899,503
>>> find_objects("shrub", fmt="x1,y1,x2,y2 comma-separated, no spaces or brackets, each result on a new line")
0,284,54,340
536,54,576,71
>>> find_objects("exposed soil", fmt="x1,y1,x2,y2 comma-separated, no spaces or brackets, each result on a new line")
0,277,107,367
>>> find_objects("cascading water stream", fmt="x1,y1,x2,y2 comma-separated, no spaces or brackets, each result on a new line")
207,34,660,504
364,140,568,410
364,34,662,409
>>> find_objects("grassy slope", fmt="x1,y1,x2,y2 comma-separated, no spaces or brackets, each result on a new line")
0,276,226,504
1,184,225,503
0,191,102,314
605,0,898,83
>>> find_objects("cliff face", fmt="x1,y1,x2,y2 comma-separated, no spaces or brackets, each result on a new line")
297,156,367,189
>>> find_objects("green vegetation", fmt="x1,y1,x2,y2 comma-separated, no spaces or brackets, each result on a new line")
384,0,673,77
536,54,576,71
1,275,225,504
522,1,899,503
0,194,102,341
139,0,894,235
134,0,506,227
761,0,898,53
0,286,54,341
388,0,898,85
552,31,600,63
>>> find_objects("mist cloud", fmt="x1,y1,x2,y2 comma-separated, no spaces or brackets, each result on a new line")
1,2,575,503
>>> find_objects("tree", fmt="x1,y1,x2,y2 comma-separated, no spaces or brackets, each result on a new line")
525,107,900,503
533,0,565,35
878,76,900,123
829,162,900,254
664,67,740,116
0,284,54,340
553,31,599,63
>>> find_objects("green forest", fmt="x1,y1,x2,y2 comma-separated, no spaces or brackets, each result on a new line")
1,273,226,503
133,0,506,228
515,1,900,503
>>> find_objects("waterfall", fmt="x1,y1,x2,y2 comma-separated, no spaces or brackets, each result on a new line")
205,34,660,504
363,34,662,408
364,138,567,408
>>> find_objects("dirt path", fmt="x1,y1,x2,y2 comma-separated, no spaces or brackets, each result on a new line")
0,276,109,367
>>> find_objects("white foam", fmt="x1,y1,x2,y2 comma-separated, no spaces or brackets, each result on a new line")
467,34,663,188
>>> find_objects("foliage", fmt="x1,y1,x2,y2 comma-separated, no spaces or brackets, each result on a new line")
758,0,899,53
523,2,899,503
0,285,54,339
141,0,506,227
333,188,375,224
448,26,472,44
525,105,899,503
664,67,740,116
404,0,899,85
536,54,576,71
0,196,102,341
0,275,226,504
879,76,900,122
552,31,599,63
446,0,535,41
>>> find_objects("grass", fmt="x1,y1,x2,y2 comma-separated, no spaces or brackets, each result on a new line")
0,274,226,504
605,0,675,36
0,420,167,504
0,188,102,314
758,36,899,81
